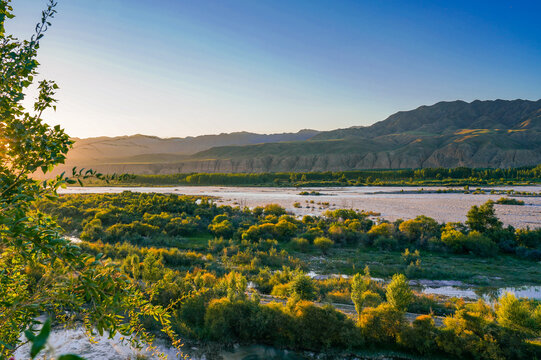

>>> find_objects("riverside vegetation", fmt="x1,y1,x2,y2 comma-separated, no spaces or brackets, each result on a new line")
80,166,541,187
2,1,541,359
34,191,541,359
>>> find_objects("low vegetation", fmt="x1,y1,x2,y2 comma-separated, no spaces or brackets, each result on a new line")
496,197,525,205
2,2,540,359
31,191,541,359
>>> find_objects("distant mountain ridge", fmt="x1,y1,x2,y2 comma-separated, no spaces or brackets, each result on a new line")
66,129,320,164
312,99,540,140
56,99,541,175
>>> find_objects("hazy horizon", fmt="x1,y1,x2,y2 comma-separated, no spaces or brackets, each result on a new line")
67,97,540,140
7,0,541,138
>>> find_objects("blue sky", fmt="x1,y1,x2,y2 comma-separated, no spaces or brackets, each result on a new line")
7,0,541,138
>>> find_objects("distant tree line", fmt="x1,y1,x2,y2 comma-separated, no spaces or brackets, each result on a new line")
103,165,541,187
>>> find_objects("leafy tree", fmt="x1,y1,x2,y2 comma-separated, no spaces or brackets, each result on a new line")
496,292,540,335
225,271,247,302
386,274,413,312
263,203,286,216
351,266,384,320
466,200,503,233
141,252,165,282
290,274,316,301
208,217,234,238
368,222,394,238
351,273,368,314
359,303,403,344
441,225,497,257
292,301,361,350
399,215,441,245
398,315,438,355
0,2,179,357
440,224,467,252
122,254,141,279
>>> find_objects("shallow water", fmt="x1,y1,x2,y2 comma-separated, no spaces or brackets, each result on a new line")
305,273,541,301
59,185,541,228
420,284,541,301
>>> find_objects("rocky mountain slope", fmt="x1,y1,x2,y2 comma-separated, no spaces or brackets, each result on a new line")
189,99,541,171
56,99,540,174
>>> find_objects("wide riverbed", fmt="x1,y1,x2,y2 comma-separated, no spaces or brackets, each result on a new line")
59,185,541,228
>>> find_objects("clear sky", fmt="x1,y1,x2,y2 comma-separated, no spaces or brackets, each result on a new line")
6,0,541,138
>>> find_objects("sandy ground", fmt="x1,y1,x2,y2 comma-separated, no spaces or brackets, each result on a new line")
59,185,541,228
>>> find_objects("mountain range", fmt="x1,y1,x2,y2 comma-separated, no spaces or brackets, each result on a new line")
54,99,541,175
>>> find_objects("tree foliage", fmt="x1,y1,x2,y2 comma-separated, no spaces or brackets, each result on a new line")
466,200,503,233
0,2,180,357
386,274,413,312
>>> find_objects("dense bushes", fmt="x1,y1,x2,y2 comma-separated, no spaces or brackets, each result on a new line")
166,267,541,359
40,193,541,263
40,192,222,246
35,192,541,359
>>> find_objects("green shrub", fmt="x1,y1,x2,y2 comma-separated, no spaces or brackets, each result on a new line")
290,237,310,252
359,303,404,344
398,315,438,355
314,236,334,254
386,274,413,312
374,236,398,251
290,274,317,301
495,197,525,206
293,301,362,350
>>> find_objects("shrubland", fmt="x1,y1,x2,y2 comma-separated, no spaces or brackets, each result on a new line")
2,1,540,358
34,192,541,359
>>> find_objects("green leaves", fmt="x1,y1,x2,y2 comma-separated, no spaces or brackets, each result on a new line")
0,1,181,358
25,318,51,359
58,355,86,360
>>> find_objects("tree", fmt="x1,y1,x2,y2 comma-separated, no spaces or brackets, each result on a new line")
122,254,141,279
263,203,286,216
142,252,165,282
208,217,234,238
359,303,403,344
351,273,368,315
368,222,394,238
351,267,382,320
0,2,179,357
496,292,540,335
399,215,441,245
386,274,413,312
466,201,502,233
225,271,247,302
290,274,316,301
397,315,437,355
